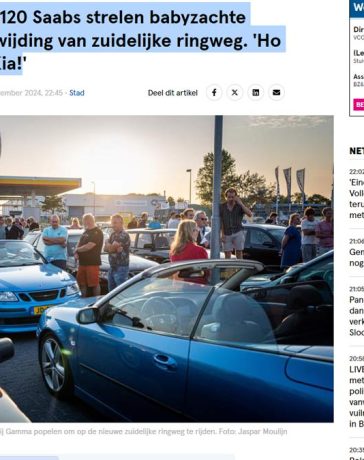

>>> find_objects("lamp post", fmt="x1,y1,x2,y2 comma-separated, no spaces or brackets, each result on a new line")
186,169,192,205
91,181,96,217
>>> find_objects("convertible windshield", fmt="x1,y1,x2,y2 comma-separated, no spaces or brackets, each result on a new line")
0,241,44,267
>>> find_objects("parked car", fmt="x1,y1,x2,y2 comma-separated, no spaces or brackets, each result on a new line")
127,228,177,263
37,259,333,422
0,338,30,422
241,223,286,265
127,224,285,266
241,250,333,292
0,240,80,333
27,229,158,294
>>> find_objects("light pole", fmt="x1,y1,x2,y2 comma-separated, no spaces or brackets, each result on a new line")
186,169,192,205
91,181,96,217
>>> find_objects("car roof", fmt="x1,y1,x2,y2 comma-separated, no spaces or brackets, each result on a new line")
244,223,286,230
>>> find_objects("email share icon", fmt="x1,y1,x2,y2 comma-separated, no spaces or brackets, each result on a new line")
272,89,281,96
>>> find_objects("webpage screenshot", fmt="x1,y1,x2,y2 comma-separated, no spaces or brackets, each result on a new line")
0,0,354,459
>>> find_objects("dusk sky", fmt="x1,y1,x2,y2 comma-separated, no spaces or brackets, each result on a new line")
0,116,333,202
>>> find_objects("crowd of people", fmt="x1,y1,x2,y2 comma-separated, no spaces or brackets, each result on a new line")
0,215,39,240
0,187,333,296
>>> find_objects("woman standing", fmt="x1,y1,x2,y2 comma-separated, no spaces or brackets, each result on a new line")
170,220,208,262
281,213,302,269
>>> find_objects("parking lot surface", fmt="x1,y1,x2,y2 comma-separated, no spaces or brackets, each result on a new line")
0,333,111,422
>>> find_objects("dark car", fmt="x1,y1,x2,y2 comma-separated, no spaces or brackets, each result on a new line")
37,259,333,423
26,230,158,293
241,223,286,265
0,338,30,422
241,250,333,293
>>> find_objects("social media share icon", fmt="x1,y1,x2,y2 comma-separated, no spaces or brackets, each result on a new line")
227,84,243,101
269,84,284,101
206,84,222,101
248,84,264,101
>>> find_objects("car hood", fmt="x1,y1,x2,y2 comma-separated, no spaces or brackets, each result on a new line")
0,264,74,292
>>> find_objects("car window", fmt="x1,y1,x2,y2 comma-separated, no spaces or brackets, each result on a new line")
36,235,46,254
0,241,44,267
267,228,285,241
128,232,137,247
194,280,333,351
101,273,213,337
136,233,153,249
249,228,274,247
67,235,80,257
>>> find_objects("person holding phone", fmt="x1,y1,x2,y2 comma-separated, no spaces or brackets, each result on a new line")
220,187,252,259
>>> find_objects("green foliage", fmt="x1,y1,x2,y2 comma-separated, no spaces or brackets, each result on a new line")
40,195,65,214
307,193,331,205
195,150,274,207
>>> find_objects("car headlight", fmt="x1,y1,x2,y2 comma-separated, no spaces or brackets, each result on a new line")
65,283,80,296
0,292,18,302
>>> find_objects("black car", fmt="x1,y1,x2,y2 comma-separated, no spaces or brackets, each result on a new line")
241,223,286,266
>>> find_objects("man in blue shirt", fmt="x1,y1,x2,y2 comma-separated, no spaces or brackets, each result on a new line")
42,215,68,270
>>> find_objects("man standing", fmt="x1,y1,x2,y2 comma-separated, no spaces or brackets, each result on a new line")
316,207,333,255
42,215,68,270
301,207,318,262
104,214,131,291
220,188,252,259
194,211,211,247
74,213,103,297
138,212,148,228
5,217,24,240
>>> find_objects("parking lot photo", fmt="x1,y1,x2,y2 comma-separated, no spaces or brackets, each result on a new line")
0,116,333,422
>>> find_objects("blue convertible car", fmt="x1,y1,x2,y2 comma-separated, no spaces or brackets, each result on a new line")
0,240,80,333
37,259,333,422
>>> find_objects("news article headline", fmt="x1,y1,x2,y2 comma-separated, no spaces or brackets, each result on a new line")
0,2,286,74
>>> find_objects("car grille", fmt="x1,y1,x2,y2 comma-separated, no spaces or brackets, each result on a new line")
29,290,59,301
18,289,62,302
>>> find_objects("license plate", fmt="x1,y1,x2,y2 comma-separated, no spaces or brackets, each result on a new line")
33,306,50,315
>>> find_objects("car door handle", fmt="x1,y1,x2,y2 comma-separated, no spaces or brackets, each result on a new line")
153,354,177,371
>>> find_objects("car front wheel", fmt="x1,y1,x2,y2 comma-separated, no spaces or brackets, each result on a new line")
39,334,73,398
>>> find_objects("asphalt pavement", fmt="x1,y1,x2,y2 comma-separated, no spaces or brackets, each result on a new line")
0,332,111,422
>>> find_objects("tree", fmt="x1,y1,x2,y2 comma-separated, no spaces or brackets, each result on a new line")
291,192,303,204
307,193,331,205
196,150,274,208
195,150,240,206
40,195,66,214
236,171,275,208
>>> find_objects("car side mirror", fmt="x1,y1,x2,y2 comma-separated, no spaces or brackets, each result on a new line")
143,243,153,249
77,307,99,324
0,338,14,363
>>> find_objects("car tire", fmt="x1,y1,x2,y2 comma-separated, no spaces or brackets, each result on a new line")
39,333,73,399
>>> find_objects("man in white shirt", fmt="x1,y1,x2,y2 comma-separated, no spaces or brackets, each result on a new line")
194,211,211,247
301,207,318,262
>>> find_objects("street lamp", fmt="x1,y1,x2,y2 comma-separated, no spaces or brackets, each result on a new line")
186,169,192,205
91,181,96,216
